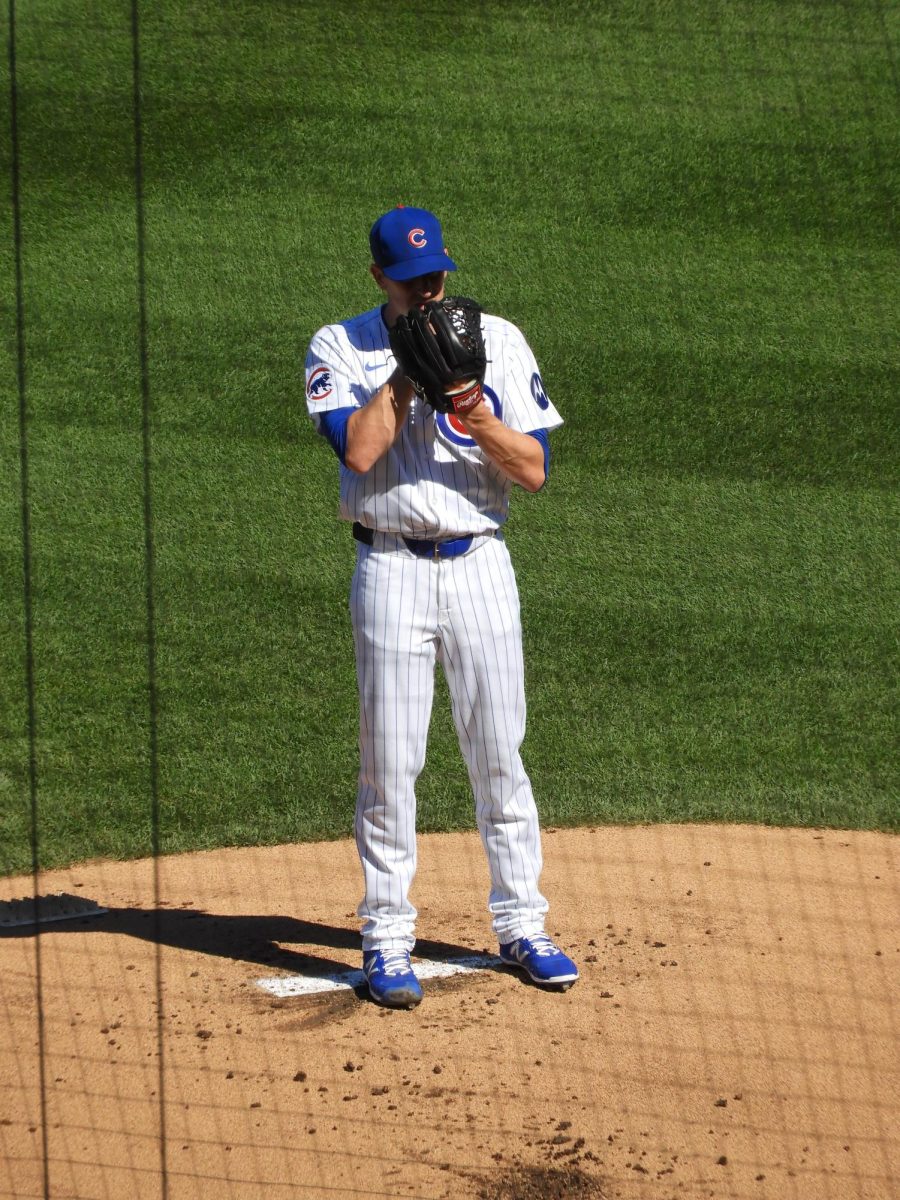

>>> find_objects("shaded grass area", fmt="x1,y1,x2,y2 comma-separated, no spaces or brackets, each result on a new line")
1,1,897,871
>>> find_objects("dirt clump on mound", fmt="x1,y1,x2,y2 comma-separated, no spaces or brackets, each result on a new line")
476,1163,606,1199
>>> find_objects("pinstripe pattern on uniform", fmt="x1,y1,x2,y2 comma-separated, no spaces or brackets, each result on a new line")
306,307,562,540
350,541,436,950
350,537,549,951
439,540,548,937
308,300,558,955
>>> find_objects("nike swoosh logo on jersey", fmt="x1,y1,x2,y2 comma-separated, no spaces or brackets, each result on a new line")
364,363,385,372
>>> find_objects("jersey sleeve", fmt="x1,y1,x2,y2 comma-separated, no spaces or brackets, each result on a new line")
304,324,363,428
490,319,564,436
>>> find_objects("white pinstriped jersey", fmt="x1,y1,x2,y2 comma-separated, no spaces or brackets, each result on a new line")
305,305,563,539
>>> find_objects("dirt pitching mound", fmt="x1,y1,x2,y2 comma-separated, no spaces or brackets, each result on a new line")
1,823,897,1199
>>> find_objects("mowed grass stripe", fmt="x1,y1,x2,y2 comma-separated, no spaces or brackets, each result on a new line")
1,1,897,871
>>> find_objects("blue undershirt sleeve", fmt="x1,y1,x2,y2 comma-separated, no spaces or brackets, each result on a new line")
317,406,356,466
526,428,551,485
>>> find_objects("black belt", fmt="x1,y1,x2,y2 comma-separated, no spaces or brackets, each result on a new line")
352,521,475,560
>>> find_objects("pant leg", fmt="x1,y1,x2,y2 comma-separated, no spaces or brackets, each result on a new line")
350,544,437,952
437,538,549,943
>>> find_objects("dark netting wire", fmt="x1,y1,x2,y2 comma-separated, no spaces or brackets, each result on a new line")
8,0,50,1195
129,0,169,1194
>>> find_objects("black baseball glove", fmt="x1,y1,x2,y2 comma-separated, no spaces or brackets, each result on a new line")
388,296,487,415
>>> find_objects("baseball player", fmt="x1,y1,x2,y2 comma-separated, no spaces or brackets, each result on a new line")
304,205,578,1008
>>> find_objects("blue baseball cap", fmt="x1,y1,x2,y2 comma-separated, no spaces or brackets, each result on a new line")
369,206,458,281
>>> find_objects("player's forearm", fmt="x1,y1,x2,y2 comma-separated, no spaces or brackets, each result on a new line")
344,370,414,473
459,403,546,493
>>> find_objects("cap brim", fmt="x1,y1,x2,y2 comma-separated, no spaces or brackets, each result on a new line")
382,253,458,281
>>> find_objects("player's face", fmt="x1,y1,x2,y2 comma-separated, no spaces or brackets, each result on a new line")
371,266,448,322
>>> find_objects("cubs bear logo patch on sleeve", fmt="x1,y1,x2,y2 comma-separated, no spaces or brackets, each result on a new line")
306,365,333,400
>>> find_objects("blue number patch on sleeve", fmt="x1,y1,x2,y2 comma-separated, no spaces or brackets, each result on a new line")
530,372,549,410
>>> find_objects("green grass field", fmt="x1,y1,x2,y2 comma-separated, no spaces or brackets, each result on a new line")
1,0,897,874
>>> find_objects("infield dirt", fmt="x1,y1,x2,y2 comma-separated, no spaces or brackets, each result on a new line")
1,824,897,1199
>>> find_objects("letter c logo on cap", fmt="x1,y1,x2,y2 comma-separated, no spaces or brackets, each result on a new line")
408,228,427,248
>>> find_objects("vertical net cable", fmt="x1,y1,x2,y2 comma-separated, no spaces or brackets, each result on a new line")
129,1,168,1195
7,1,49,1196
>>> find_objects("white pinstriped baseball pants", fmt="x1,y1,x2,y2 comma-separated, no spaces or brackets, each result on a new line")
350,533,549,952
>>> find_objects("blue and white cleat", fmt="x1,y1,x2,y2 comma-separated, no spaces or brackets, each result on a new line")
499,934,579,990
363,949,423,1009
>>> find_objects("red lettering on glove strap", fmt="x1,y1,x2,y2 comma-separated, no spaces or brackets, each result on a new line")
447,380,483,415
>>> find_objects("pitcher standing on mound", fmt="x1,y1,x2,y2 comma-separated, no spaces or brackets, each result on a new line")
304,205,579,1008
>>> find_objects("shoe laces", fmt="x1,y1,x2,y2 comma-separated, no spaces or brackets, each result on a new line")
524,934,560,957
378,950,412,976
